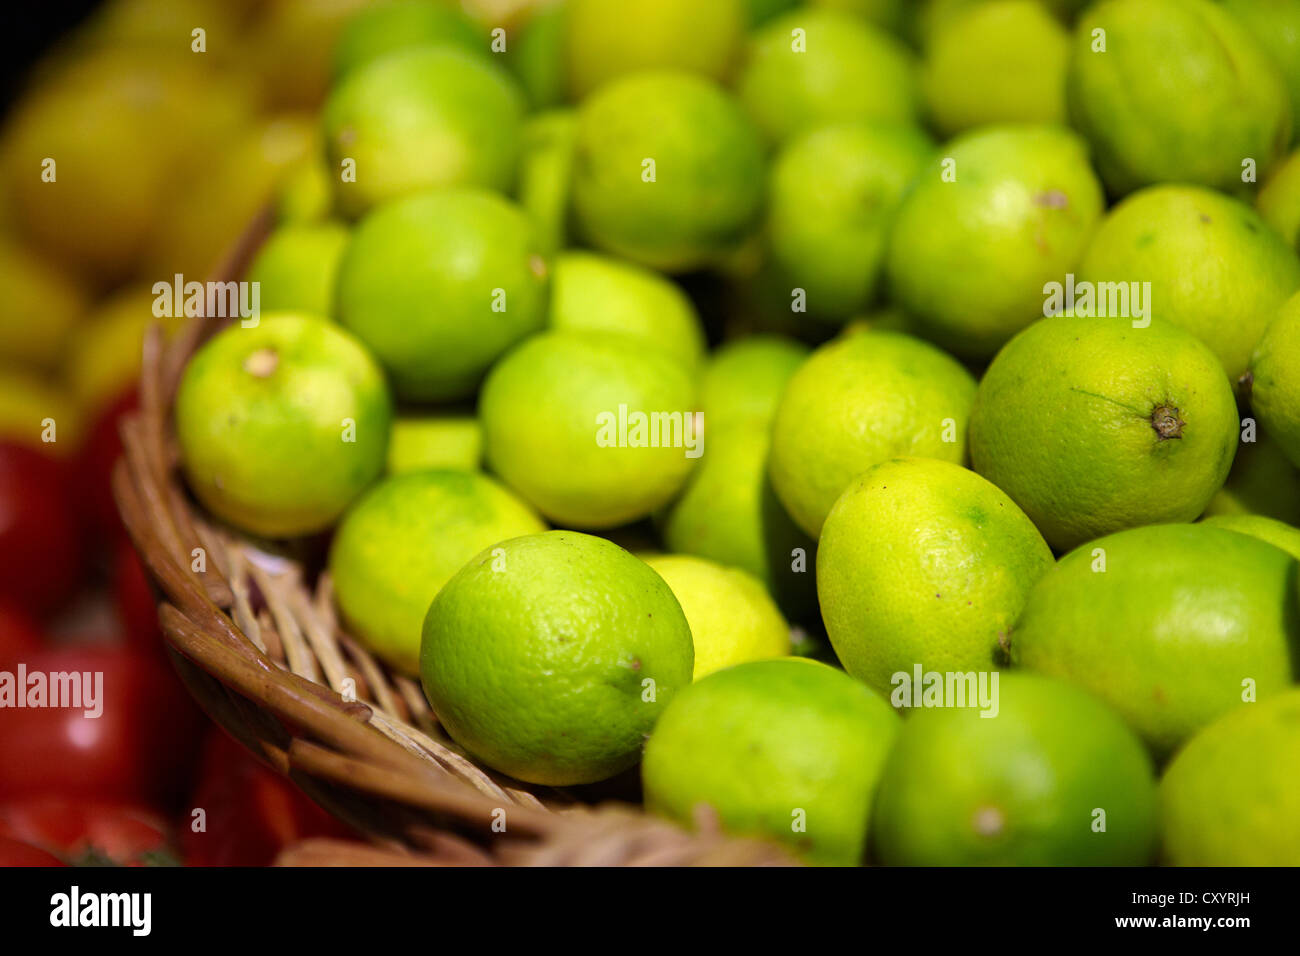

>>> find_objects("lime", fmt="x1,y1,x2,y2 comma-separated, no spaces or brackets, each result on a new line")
818,458,1053,698
1249,291,1300,466
244,0,372,110
571,71,765,273
421,530,693,785
335,188,549,402
515,110,577,256
641,554,790,679
642,658,900,865
737,9,920,145
1160,688,1300,865
1079,185,1300,380
0,238,86,371
330,470,544,674
246,221,350,319
748,0,800,26
509,3,566,109
322,47,525,218
275,154,335,226
872,672,1158,866
769,330,978,538
809,0,908,34
1200,513,1300,560
549,252,706,370
884,124,1104,360
563,0,745,99
1066,0,1292,196
1010,523,1299,757
1258,148,1300,251
175,313,392,538
1203,430,1300,525
921,1,1069,136
1220,0,1300,148
386,414,483,475
480,330,698,528
767,122,934,323
331,0,486,79
968,315,1239,552
698,335,810,431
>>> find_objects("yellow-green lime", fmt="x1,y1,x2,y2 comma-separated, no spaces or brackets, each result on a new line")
969,315,1239,552
509,3,565,109
641,554,790,679
698,335,811,431
1079,185,1300,381
515,110,577,256
737,9,920,145
479,330,698,528
330,470,545,674
175,313,392,538
421,530,693,785
769,330,978,538
331,0,486,79
1010,523,1299,757
1220,0,1300,148
1066,0,1292,196
1248,291,1300,467
1258,148,1300,251
335,188,549,402
818,458,1053,698
872,672,1158,866
245,221,350,319
549,252,706,370
1200,513,1300,560
884,124,1104,360
322,46,525,217
642,658,900,865
1159,688,1300,866
571,71,765,273
1202,430,1300,525
809,0,908,34
386,414,483,475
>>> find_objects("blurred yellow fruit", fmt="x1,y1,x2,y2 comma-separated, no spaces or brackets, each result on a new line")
0,368,81,456
243,0,373,109
63,287,184,413
0,235,87,370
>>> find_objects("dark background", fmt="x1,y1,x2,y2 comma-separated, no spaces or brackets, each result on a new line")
1,2,100,109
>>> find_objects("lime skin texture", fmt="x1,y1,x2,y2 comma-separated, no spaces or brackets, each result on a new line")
328,470,546,675
1249,291,1300,468
818,458,1054,699
335,187,549,403
1160,688,1300,866
322,46,526,218
642,658,900,866
769,329,978,538
245,221,350,319
175,313,392,539
479,330,699,529
872,672,1159,866
1200,513,1300,561
1010,523,1300,759
969,315,1239,552
331,0,487,80
421,531,694,786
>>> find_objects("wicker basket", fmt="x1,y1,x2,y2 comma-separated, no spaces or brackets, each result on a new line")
112,213,796,867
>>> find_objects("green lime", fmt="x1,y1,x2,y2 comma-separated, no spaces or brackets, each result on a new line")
515,109,577,256
767,121,934,323
479,330,699,528
884,124,1104,360
1200,513,1300,560
1258,148,1300,251
322,46,525,217
386,414,483,475
1221,0,1300,148
1203,429,1300,525
331,0,486,79
1249,291,1300,466
737,9,920,145
549,252,706,370
1010,523,1299,757
818,458,1053,698
969,315,1239,552
1160,688,1300,865
246,221,350,319
642,658,899,865
509,3,566,109
175,313,392,538
421,530,693,785
769,330,978,538
872,672,1158,866
921,1,1069,136
641,554,790,679
1066,0,1292,196
330,470,544,674
274,154,335,226
698,335,810,431
563,0,745,99
571,71,765,273
748,0,800,26
1079,185,1300,380
335,187,549,402
809,0,908,34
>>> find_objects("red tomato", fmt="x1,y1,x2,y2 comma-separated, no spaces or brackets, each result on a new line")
182,729,352,866
112,537,163,656
0,602,45,665
0,795,174,866
0,441,83,617
74,388,138,544
0,835,65,867
0,646,205,809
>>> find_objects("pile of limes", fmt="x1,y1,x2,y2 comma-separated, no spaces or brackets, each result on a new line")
172,0,1300,866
